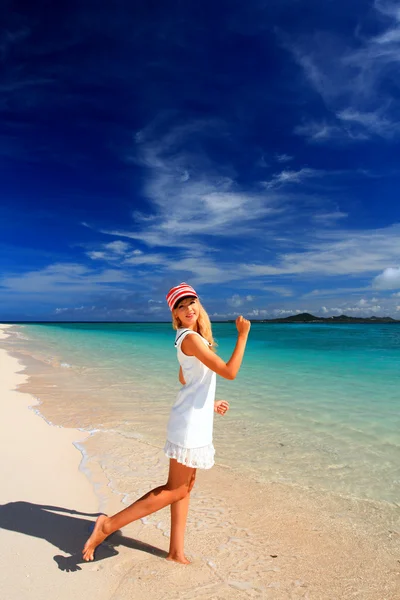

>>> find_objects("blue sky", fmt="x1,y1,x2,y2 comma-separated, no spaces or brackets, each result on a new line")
1,0,400,321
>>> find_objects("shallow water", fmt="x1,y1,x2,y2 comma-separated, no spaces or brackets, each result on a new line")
3,322,399,505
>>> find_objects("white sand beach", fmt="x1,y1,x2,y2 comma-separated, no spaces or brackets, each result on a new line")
0,324,399,600
0,326,119,599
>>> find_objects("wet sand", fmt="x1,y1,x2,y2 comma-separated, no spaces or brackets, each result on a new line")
0,324,399,599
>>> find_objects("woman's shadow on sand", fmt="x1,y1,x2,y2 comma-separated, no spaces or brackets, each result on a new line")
0,501,167,572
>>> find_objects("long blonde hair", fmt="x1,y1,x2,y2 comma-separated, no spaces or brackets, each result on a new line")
172,299,217,352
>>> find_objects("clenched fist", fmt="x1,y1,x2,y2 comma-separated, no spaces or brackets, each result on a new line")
236,315,251,336
214,400,230,415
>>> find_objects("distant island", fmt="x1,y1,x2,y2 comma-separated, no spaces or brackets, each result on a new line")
250,312,400,324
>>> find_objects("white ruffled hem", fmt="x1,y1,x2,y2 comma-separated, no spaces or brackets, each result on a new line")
164,440,215,469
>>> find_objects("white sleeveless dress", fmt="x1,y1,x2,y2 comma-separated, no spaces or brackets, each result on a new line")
164,328,216,469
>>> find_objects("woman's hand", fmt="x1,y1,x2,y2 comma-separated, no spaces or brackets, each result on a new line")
214,400,230,415
236,315,251,336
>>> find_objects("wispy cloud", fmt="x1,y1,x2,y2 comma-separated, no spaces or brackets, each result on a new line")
262,285,293,297
94,119,303,252
244,224,400,277
275,153,293,163
0,263,129,296
81,117,392,295
288,0,400,141
87,241,132,261
294,120,369,143
306,286,371,298
337,107,400,138
86,241,167,267
167,254,244,285
92,216,400,287
312,211,348,225
264,167,325,188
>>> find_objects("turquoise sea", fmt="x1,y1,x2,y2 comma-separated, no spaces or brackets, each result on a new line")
5,322,400,505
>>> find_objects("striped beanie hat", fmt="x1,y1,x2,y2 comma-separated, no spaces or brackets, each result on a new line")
166,282,198,311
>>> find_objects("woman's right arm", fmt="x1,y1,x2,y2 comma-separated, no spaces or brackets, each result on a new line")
179,366,186,385
181,316,251,380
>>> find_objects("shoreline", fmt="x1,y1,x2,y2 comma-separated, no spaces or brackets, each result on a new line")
1,323,399,599
0,326,120,599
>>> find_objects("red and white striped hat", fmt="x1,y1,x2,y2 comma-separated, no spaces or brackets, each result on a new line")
166,282,198,311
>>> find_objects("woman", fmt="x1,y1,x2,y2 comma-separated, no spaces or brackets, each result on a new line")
82,282,250,564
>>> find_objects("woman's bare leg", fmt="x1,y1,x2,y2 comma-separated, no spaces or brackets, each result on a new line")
82,459,195,561
167,469,196,564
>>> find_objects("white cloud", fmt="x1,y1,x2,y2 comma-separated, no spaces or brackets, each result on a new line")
5,223,400,306
289,2,400,140
123,252,166,266
87,241,131,261
105,121,288,249
168,255,243,285
227,294,254,307
264,167,324,188
1,263,129,295
342,305,382,313
312,211,348,225
87,251,106,260
104,241,130,255
273,308,296,315
90,118,400,290
275,153,293,163
55,305,88,314
372,266,400,289
228,294,243,307
318,304,383,316
271,308,309,315
87,241,161,266
148,303,163,312
262,285,293,297
306,286,371,297
374,0,400,21
294,120,369,143
337,108,400,138
149,223,400,284
286,292,400,318
294,121,343,142
248,224,400,277
209,311,240,319
247,309,268,317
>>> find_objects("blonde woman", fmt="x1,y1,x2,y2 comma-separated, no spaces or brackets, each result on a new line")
82,282,250,564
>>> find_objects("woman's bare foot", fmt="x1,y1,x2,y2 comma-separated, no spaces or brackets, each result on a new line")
82,514,109,561
166,552,191,565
